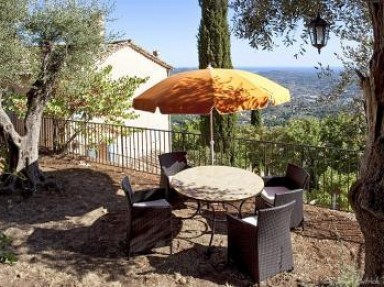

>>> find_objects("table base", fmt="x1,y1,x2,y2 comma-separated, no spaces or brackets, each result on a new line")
186,198,254,256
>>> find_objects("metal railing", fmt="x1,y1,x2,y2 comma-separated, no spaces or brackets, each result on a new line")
8,115,362,211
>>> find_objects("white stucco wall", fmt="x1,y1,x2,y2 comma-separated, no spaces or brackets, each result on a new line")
99,46,170,131
95,44,172,162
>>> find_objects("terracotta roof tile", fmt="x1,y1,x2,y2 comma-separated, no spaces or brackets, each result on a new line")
104,39,173,71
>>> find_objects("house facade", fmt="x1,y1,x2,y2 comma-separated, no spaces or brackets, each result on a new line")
92,39,174,168
99,39,173,131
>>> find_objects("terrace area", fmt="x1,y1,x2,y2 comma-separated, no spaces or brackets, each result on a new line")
0,155,363,287
0,115,365,286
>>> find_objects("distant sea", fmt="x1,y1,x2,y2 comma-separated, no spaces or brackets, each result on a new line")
172,66,344,75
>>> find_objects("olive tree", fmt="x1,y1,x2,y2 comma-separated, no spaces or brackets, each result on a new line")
0,0,108,195
230,0,384,284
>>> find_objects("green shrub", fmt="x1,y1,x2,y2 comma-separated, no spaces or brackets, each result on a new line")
318,167,354,210
336,264,361,287
306,189,332,208
0,232,17,265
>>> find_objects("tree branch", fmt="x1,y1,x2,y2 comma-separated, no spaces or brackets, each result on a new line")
354,68,366,87
0,108,22,148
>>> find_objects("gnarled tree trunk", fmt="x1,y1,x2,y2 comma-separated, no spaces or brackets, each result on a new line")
0,42,62,196
0,86,48,196
349,3,384,285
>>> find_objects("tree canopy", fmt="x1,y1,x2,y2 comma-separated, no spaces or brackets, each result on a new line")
0,0,28,85
5,65,146,124
230,0,372,75
230,1,384,284
0,0,132,195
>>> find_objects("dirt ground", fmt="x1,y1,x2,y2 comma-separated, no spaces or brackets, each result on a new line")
0,155,364,287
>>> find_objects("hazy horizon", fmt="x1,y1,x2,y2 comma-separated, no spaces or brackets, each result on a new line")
172,66,344,73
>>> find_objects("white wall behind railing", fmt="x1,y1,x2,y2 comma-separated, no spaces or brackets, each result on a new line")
98,45,171,154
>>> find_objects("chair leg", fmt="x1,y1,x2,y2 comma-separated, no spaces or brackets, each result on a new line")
254,196,267,214
165,185,170,200
169,219,173,254
125,239,131,258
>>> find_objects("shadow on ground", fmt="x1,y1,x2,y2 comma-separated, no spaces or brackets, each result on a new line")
0,157,365,287
0,168,123,225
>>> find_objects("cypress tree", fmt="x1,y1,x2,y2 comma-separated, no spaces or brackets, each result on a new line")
251,110,263,128
197,0,236,165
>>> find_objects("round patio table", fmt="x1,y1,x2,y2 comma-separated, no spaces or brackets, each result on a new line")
170,165,264,254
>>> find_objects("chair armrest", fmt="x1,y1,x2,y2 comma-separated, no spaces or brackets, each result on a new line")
286,188,304,196
227,213,257,230
274,188,303,206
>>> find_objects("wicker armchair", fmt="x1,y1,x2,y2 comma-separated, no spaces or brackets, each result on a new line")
260,163,309,229
158,151,190,199
227,201,295,284
263,163,309,191
121,176,173,258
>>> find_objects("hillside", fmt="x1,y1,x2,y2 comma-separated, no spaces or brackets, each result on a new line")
171,67,361,126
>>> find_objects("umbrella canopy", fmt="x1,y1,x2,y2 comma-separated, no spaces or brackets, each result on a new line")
133,67,290,115
133,67,290,164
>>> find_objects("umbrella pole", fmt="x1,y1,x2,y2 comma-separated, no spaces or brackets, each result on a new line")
210,110,215,165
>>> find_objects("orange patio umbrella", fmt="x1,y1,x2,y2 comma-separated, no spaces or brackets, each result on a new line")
133,66,290,164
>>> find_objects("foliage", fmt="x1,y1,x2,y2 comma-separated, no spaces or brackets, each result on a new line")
172,118,209,165
47,65,146,123
0,232,16,265
173,111,363,209
4,63,146,153
250,110,262,128
197,0,237,164
0,0,28,85
275,117,321,145
198,0,232,68
0,0,115,176
320,113,366,151
172,109,363,209
229,0,371,66
257,114,362,189
229,0,372,112
25,0,109,75
0,0,111,108
336,264,361,287
308,166,356,210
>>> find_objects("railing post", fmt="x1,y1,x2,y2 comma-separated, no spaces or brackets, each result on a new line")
120,125,124,172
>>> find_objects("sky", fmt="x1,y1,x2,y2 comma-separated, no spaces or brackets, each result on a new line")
106,0,344,69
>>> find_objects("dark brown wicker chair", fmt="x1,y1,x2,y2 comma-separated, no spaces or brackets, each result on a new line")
260,163,309,229
227,201,295,284
263,163,309,191
158,151,190,199
274,189,304,228
121,176,173,258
